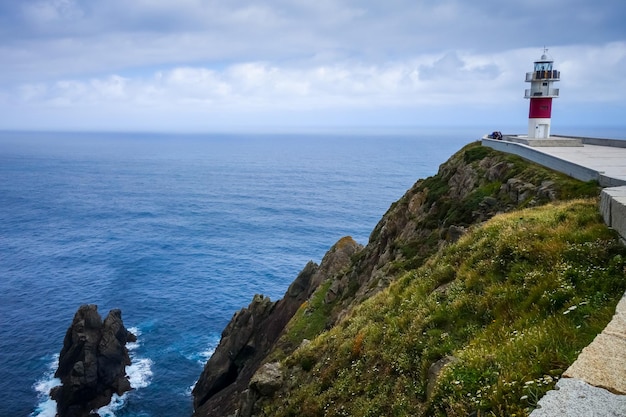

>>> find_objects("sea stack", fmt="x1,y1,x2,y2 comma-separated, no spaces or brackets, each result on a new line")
51,304,136,417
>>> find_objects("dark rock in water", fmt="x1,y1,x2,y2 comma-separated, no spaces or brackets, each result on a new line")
51,304,136,417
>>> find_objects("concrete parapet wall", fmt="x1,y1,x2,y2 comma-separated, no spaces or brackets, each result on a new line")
601,186,626,243
505,135,583,147
600,175,626,188
482,138,602,183
552,135,626,149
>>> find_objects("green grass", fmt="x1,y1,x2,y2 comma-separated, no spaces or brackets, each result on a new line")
279,280,335,352
262,199,626,417
370,142,600,278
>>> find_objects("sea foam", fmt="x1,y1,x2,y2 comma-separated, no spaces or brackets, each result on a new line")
30,355,61,417
98,327,153,416
31,327,152,417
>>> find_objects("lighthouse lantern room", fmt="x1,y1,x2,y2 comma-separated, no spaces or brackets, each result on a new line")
524,49,560,139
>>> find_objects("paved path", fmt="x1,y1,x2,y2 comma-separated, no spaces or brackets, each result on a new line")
482,136,626,187
482,135,626,417
534,144,626,185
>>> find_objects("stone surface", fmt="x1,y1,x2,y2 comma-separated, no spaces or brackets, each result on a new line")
446,225,466,242
604,186,626,197
249,362,283,397
600,189,614,225
426,356,458,399
601,187,626,242
192,293,278,414
237,363,285,417
530,378,626,417
51,305,135,417
563,293,626,395
503,178,537,203
610,195,626,242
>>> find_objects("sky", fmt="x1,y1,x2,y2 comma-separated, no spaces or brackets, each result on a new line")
0,0,625,133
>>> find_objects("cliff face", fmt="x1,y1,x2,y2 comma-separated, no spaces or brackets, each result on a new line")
192,237,362,417
192,141,614,417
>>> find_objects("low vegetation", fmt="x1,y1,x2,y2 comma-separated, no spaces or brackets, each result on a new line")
264,199,626,416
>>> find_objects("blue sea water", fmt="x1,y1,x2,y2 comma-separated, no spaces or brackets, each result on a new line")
2,127,619,417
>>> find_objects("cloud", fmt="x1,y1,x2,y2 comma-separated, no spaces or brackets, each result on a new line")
21,0,85,23
2,0,624,82
0,1,624,130
558,43,626,101
8,43,625,111
418,52,500,81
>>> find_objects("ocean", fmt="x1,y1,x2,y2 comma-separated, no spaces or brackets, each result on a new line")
0,128,618,417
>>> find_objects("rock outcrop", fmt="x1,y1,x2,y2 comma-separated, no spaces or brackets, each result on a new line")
325,145,564,321
192,237,362,417
51,304,136,417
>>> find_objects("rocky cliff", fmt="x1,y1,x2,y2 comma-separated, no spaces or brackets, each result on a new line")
192,237,362,416
51,304,136,417
192,141,622,416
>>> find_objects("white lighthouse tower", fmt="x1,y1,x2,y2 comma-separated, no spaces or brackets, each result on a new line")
525,50,560,138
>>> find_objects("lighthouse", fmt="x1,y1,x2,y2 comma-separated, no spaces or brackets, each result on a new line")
525,50,560,138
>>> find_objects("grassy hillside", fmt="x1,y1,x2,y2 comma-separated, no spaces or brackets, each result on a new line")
193,142,626,417
260,199,626,416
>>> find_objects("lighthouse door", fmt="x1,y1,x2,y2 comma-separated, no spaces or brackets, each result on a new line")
537,124,547,138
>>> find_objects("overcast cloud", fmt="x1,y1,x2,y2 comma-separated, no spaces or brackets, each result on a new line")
1,0,625,132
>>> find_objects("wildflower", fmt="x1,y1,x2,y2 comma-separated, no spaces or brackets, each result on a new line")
520,395,528,400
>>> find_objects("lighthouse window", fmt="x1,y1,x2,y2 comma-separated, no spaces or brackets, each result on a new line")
543,82,548,86
534,62,553,71
540,106,549,110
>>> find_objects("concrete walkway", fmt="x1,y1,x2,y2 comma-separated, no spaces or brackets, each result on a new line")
483,136,626,187
482,135,626,417
534,144,626,185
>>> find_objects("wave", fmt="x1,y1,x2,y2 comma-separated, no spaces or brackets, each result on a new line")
31,326,153,417
193,340,218,366
126,329,153,390
98,327,153,416
186,337,220,396
30,355,61,417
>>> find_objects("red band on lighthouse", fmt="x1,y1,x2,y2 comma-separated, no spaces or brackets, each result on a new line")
528,97,552,119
